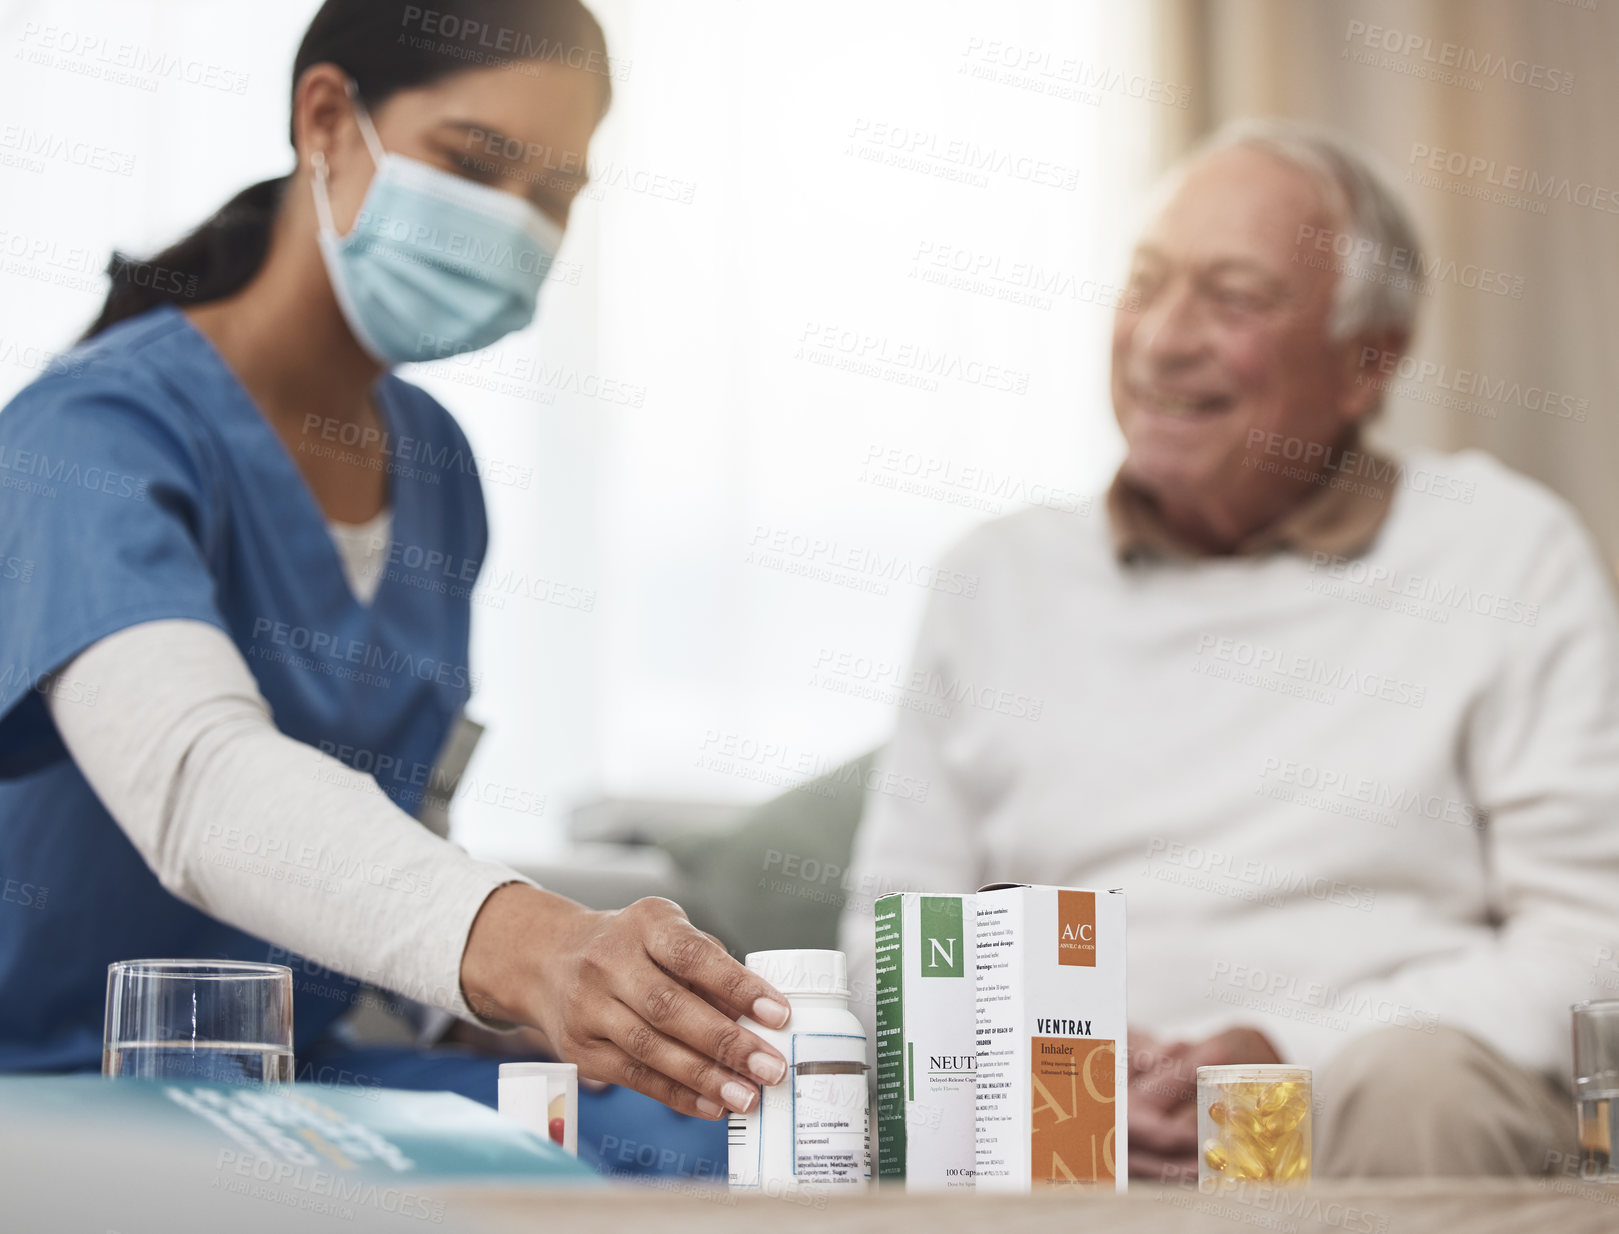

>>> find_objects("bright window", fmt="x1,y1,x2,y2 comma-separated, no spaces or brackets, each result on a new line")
0,1,1159,862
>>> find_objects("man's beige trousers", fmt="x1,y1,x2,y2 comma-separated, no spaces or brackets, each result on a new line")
1316,1026,1577,1176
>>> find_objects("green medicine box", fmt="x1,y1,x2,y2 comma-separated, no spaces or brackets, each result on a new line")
874,892,977,1191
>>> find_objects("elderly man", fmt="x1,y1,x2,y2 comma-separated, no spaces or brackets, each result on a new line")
838,119,1619,1179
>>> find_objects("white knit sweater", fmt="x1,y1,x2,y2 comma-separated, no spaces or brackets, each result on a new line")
838,448,1619,1080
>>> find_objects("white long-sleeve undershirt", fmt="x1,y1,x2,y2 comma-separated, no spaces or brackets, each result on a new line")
46,617,532,1025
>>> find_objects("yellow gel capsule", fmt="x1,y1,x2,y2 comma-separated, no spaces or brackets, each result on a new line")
1255,1081,1298,1116
1224,1082,1258,1107
1227,1103,1265,1138
1209,1101,1228,1127
1204,1139,1229,1173
1223,1114,1275,1172
1263,1099,1308,1138
1256,1127,1282,1165
1224,1129,1270,1180
1272,1132,1309,1183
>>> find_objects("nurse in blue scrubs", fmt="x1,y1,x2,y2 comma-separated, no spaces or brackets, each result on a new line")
0,0,788,1180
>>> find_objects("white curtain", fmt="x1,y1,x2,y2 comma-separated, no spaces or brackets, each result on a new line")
0,0,1159,861
1148,0,1619,565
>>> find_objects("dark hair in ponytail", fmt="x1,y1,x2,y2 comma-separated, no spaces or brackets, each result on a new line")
83,0,610,341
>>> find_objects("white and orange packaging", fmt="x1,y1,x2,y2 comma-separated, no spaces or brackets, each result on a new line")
973,884,1127,1191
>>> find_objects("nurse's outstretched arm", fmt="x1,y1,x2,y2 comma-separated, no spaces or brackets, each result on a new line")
48,618,788,1120
460,884,792,1117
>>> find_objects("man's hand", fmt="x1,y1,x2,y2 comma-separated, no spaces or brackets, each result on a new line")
459,885,792,1120
1128,1025,1282,1181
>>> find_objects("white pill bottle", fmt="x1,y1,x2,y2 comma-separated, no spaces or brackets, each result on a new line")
728,949,869,1194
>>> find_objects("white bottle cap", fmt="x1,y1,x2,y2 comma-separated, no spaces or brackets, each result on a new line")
745,949,849,998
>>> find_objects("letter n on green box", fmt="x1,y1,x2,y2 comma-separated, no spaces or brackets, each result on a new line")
919,896,963,978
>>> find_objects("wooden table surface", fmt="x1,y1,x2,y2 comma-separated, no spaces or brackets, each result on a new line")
436,1176,1619,1234
8,1108,1617,1233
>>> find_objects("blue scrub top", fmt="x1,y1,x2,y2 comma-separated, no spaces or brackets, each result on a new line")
0,304,488,1072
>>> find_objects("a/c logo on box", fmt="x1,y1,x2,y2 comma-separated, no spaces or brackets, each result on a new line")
1058,889,1096,967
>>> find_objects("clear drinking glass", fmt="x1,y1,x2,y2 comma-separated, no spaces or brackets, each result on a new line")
1197,1064,1312,1187
1573,1000,1619,1181
103,959,294,1084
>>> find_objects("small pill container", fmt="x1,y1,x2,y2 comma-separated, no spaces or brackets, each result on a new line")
498,1061,579,1157
1196,1064,1312,1187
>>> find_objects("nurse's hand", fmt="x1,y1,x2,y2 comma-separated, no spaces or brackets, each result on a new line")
459,884,792,1120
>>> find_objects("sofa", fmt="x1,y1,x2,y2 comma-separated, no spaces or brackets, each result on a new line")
516,749,880,957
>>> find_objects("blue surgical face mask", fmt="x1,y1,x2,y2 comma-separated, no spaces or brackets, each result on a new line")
311,83,564,367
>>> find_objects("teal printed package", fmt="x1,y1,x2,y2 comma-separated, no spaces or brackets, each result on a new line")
0,1073,601,1186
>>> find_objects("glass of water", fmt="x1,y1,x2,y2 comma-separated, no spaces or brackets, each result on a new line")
1574,999,1619,1181
103,959,294,1084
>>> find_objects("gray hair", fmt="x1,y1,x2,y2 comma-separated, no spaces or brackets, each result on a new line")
1167,118,1426,344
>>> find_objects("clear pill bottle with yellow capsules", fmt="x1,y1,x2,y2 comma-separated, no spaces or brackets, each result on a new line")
1197,1064,1312,1188
728,950,869,1194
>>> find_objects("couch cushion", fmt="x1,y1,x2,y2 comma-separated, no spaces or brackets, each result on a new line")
658,749,879,955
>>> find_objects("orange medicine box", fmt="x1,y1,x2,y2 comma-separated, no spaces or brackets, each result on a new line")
973,884,1127,1192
